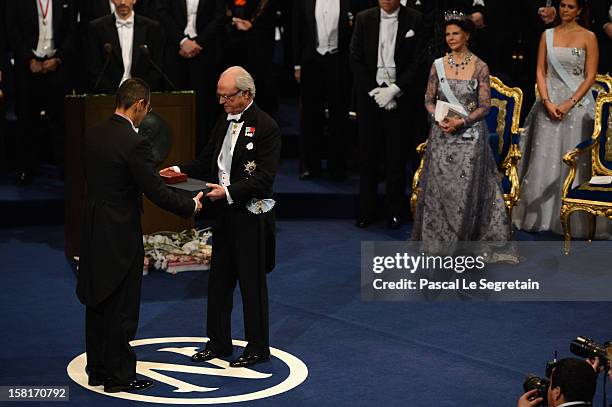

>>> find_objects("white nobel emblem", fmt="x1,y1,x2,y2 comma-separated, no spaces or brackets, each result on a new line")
67,337,308,404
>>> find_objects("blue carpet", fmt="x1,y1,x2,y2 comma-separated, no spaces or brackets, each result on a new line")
1,222,611,406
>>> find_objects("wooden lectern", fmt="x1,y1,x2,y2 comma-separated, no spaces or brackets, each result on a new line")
64,91,197,260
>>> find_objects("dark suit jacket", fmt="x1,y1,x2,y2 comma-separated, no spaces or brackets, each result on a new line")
350,5,425,95
181,103,281,205
77,115,195,306
79,0,159,26
157,0,217,50
6,0,77,65
591,0,611,39
88,14,164,93
292,0,356,66
0,0,6,73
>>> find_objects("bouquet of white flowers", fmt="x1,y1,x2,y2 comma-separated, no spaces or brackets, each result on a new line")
143,228,212,275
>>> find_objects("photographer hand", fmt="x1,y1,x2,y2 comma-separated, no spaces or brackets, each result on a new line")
517,389,543,407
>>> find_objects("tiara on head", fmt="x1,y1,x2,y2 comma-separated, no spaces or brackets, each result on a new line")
444,10,468,21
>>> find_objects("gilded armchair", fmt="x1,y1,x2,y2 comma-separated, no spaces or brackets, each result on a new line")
560,93,612,254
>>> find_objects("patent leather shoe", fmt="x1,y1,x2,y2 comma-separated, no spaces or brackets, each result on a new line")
299,170,316,180
88,373,106,387
356,218,372,229
388,216,401,230
191,348,231,362
15,171,32,186
104,379,153,393
229,353,270,368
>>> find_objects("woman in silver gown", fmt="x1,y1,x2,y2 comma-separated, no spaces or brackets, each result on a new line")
411,15,512,252
513,0,603,237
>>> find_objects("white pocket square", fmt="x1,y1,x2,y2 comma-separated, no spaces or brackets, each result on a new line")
405,29,415,38
62,3,68,7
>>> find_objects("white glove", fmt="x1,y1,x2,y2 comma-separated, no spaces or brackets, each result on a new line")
368,87,381,97
383,100,398,111
373,84,401,108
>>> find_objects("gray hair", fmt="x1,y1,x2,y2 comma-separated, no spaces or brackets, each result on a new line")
221,66,256,98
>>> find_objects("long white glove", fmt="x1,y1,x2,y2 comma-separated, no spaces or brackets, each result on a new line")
373,84,401,108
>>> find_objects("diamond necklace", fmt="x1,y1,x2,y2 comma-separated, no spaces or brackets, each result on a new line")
448,51,473,75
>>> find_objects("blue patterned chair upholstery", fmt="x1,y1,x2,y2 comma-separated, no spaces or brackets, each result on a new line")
560,93,612,254
410,76,523,217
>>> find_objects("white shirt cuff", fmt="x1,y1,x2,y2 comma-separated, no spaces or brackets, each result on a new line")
294,65,301,70
180,37,189,46
223,185,233,204
172,165,181,173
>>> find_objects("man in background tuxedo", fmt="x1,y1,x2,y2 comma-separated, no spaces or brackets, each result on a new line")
79,0,159,26
350,0,425,229
6,0,77,185
591,0,612,74
88,0,164,93
157,0,218,151
165,66,281,368
292,0,357,180
77,78,203,393
216,0,276,113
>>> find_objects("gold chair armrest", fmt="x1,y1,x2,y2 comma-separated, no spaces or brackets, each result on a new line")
561,140,598,198
410,141,428,218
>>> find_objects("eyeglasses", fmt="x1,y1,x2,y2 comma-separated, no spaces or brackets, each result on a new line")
216,90,242,102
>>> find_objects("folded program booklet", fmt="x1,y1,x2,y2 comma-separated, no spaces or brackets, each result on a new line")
435,100,467,123
589,176,612,185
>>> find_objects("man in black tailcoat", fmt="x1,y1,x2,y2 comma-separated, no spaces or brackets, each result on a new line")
87,0,164,93
6,0,77,185
164,66,281,368
350,0,425,229
157,0,218,151
292,0,358,180
591,0,611,74
77,78,202,393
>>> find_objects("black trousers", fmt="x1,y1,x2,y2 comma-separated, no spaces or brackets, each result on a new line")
300,52,350,174
357,92,413,220
165,49,219,151
14,59,70,172
85,257,142,384
206,206,273,356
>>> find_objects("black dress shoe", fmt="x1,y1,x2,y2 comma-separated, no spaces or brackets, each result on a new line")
299,170,315,180
388,216,401,230
15,171,32,186
229,353,270,368
191,348,231,362
104,379,153,393
356,218,371,228
88,373,106,387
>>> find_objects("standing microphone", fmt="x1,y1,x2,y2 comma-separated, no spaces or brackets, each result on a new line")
140,44,176,91
92,43,113,94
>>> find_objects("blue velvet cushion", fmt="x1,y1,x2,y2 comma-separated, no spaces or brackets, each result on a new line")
567,183,612,202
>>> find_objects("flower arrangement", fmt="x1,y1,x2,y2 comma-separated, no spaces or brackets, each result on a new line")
143,228,212,275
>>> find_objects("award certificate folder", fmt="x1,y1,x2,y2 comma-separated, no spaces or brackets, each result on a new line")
168,178,212,194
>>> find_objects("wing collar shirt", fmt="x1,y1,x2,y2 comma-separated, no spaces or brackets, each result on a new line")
182,0,200,44
376,7,399,86
217,100,254,204
315,0,340,55
115,11,135,85
34,0,57,58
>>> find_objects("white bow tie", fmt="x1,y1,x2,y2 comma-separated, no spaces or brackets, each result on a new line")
227,113,242,122
116,19,133,29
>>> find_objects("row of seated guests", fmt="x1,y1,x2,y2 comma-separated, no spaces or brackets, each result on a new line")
0,0,277,185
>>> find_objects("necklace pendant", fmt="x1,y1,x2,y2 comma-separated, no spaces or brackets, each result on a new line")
42,18,47,26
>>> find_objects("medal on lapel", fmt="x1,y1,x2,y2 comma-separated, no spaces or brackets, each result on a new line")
245,127,256,138
244,161,257,176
